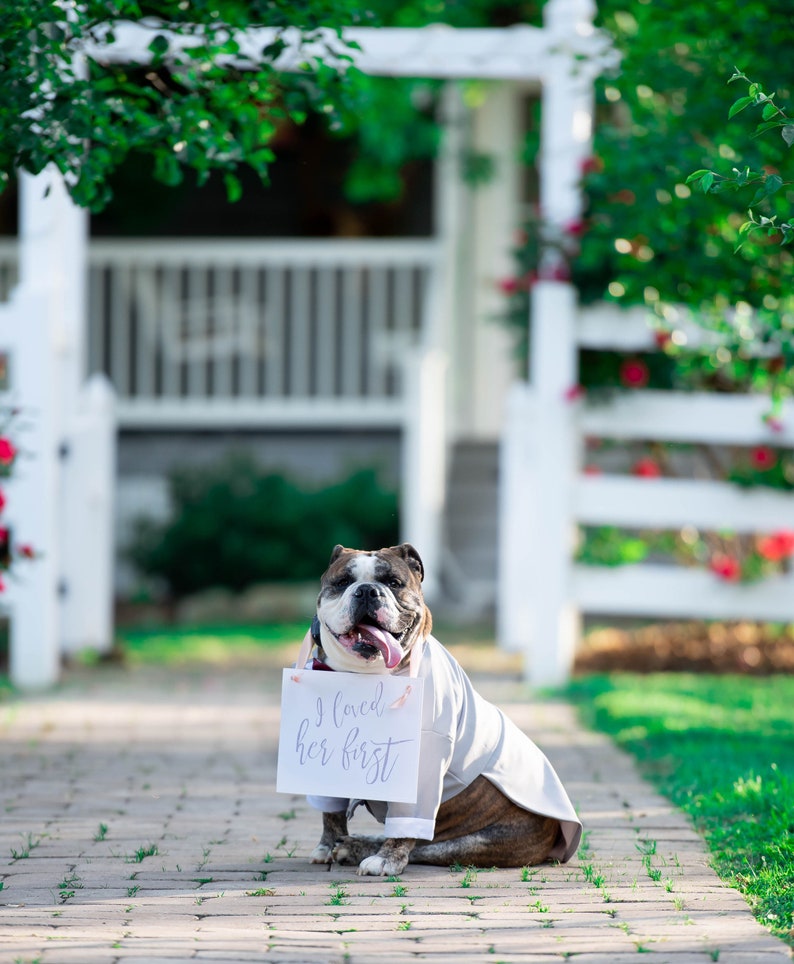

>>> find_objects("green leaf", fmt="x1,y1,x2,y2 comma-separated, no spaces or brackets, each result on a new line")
753,119,787,137
224,172,242,202
700,171,715,193
764,173,783,197
748,174,783,207
782,125,794,148
761,101,778,121
686,169,711,184
148,34,170,57
728,95,754,119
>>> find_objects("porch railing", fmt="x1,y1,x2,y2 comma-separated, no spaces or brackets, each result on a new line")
0,237,441,427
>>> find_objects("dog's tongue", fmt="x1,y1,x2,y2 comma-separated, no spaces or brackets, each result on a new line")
348,624,403,668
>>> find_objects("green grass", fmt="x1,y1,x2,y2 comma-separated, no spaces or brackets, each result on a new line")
113,617,498,668
116,622,307,665
568,674,794,946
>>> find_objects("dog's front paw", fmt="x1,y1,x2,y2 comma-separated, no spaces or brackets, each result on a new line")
309,843,333,864
357,852,408,877
332,835,382,866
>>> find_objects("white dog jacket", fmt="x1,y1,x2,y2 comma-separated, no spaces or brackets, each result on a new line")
307,634,582,862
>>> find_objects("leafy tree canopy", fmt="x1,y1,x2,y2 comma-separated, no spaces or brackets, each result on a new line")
0,0,548,211
0,0,373,209
577,0,794,359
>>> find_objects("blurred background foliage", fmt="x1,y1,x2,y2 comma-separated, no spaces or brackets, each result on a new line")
128,459,398,595
497,1,794,402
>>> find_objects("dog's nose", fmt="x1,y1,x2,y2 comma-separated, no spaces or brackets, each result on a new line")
354,583,385,601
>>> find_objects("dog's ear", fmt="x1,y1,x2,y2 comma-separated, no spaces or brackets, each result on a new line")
388,543,424,582
329,544,350,564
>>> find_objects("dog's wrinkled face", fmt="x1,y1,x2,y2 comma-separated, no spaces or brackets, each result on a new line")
315,544,432,674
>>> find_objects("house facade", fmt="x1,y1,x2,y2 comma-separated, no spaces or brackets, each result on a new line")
90,82,524,607
0,80,530,607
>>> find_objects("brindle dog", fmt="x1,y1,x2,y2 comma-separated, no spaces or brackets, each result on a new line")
306,543,566,877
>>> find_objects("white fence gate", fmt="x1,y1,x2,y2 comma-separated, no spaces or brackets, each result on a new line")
499,281,794,686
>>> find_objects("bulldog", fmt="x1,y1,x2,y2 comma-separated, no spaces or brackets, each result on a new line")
303,543,582,876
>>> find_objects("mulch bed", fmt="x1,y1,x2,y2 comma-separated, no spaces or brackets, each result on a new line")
574,620,794,674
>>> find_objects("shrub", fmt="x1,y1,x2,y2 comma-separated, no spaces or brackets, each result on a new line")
127,456,399,597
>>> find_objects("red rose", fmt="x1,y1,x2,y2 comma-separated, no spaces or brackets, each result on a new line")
757,530,794,562
580,156,603,176
609,189,636,206
538,262,571,282
17,544,36,559
709,553,741,582
0,438,15,465
0,489,5,513
750,446,777,470
497,277,520,295
619,358,650,388
564,219,586,237
564,384,585,402
653,330,672,349
632,457,662,478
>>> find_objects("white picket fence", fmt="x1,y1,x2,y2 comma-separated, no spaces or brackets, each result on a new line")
498,282,794,685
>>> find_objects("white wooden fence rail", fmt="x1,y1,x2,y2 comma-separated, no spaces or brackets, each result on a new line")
499,281,794,685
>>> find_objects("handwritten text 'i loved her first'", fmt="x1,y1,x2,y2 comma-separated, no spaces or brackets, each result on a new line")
276,670,424,803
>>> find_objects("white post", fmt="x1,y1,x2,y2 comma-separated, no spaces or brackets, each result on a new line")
398,82,462,600
541,0,599,229
524,281,581,685
1,286,61,689
433,82,466,443
61,374,116,656
496,382,535,649
506,0,596,685
401,347,447,602
466,83,523,439
3,169,87,688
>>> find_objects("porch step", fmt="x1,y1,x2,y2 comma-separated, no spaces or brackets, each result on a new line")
443,441,499,608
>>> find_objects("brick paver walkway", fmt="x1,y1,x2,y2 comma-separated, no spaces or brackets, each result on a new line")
0,656,790,964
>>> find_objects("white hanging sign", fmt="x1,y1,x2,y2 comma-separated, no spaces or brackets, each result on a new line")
276,669,424,803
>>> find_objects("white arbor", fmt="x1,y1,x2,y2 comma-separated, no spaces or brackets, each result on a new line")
1,0,611,686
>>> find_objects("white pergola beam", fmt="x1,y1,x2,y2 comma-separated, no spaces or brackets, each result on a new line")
83,17,614,81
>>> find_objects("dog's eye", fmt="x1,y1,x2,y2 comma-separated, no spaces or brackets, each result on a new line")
336,575,353,588
387,578,403,590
